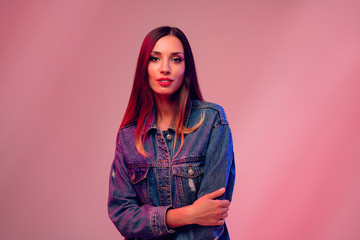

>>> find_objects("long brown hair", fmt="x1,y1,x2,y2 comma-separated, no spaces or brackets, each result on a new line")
120,26,204,157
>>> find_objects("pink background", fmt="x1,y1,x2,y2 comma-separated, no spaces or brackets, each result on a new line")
1,1,360,239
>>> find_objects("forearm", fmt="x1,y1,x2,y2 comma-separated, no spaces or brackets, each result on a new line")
166,205,194,228
109,201,173,238
166,188,229,229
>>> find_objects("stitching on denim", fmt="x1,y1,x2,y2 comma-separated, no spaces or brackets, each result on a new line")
191,100,228,125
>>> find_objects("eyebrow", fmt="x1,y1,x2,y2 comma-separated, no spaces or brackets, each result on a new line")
151,51,184,56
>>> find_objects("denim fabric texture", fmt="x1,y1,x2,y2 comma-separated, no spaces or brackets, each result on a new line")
108,100,236,240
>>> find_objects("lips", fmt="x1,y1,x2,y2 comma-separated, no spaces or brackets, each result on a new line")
156,78,173,87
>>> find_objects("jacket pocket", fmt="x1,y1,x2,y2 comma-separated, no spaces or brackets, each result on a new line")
128,165,151,204
128,166,149,184
172,160,205,205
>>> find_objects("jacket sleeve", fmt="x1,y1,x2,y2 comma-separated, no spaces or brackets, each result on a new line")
176,112,236,239
108,132,174,239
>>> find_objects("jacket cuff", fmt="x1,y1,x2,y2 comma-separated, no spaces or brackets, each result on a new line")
150,205,175,237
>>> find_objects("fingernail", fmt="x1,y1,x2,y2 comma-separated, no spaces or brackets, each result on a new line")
220,187,225,192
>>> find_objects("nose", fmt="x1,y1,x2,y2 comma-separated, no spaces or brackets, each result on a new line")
160,60,170,74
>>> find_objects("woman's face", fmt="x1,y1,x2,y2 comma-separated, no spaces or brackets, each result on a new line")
148,35,185,99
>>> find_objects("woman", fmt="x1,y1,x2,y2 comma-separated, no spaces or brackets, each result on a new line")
108,26,235,239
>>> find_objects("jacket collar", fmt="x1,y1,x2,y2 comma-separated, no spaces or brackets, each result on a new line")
142,99,193,134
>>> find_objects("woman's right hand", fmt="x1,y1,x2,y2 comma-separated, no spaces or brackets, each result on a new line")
188,188,230,226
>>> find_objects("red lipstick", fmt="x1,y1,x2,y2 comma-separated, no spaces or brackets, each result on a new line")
156,78,173,87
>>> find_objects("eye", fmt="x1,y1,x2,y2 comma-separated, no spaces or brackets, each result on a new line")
172,58,183,63
149,56,160,62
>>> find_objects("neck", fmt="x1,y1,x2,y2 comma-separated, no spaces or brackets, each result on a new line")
154,94,174,130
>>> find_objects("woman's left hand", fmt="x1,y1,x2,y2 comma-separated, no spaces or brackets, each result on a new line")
188,187,230,226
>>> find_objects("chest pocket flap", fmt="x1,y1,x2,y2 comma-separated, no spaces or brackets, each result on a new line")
128,165,149,184
172,161,204,179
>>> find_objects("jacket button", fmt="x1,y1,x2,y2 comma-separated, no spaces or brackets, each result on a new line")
166,134,172,141
188,168,194,176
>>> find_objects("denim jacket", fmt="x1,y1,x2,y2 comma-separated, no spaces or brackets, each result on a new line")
108,100,235,240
